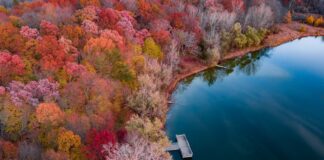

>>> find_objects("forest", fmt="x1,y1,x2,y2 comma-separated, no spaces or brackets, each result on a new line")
0,0,323,160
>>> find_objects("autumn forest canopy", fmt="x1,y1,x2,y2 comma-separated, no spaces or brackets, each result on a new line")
0,0,323,159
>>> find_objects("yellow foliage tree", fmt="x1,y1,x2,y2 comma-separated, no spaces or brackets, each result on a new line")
314,17,324,27
306,15,315,25
132,44,143,55
57,130,82,160
143,38,163,60
0,6,8,14
132,55,146,74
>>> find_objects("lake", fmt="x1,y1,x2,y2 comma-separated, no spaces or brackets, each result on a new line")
166,37,324,160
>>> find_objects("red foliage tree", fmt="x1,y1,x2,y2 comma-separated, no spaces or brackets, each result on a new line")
116,128,127,143
98,8,120,29
169,12,186,29
37,36,73,71
0,140,18,159
40,20,59,37
85,129,116,160
149,19,171,45
152,30,171,46
221,0,245,12
0,51,25,83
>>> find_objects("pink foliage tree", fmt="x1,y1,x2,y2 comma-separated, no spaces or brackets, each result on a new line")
7,79,59,107
65,62,86,78
134,29,151,45
0,86,5,95
20,26,39,39
205,0,224,11
59,37,79,58
118,11,136,26
115,17,136,42
74,5,99,23
82,20,99,35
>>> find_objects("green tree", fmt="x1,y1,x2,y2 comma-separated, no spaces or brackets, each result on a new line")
111,61,136,86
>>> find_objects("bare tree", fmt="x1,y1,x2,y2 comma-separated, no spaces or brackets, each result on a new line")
127,74,167,118
165,40,180,72
103,133,171,160
18,142,42,160
244,3,275,29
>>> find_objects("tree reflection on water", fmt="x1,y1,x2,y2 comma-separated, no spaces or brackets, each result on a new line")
175,48,272,95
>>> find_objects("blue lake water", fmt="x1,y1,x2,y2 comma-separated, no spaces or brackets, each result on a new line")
166,37,324,160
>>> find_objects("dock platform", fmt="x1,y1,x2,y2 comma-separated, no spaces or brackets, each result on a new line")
166,134,193,159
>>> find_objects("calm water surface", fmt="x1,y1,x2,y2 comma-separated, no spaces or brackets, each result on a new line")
166,37,324,160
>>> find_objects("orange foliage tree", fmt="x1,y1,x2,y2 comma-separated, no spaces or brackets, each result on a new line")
284,11,292,23
80,0,101,7
0,23,25,53
62,25,85,48
36,103,64,126
83,37,116,55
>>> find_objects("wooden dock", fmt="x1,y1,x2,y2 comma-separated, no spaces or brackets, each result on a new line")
166,134,193,159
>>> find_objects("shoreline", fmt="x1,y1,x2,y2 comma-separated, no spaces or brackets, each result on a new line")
165,22,324,103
